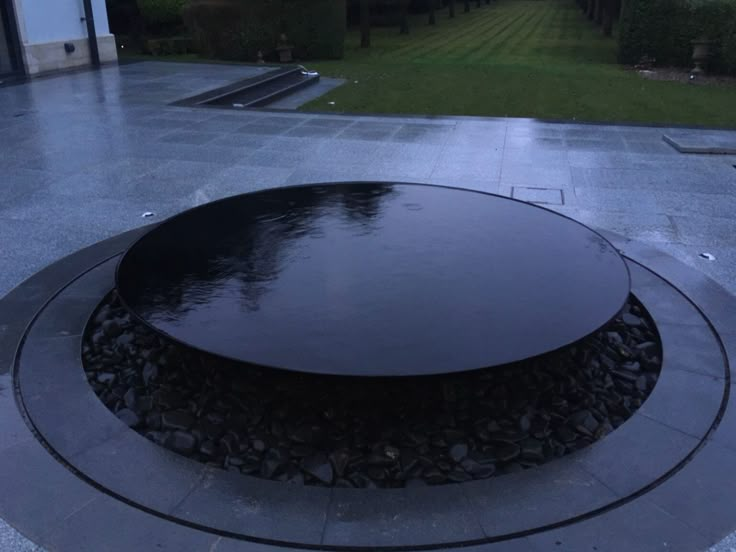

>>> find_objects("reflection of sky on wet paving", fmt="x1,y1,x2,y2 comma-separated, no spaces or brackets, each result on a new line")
1,62,735,300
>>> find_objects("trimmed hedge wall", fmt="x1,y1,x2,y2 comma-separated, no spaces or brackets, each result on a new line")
725,23,736,72
184,0,346,61
283,0,347,59
618,0,736,74
137,0,188,25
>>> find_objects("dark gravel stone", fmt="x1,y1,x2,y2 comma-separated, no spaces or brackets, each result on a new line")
123,388,138,411
302,453,334,484
622,313,642,327
116,333,134,347
521,439,545,462
145,412,162,430
228,456,245,468
102,319,122,338
366,466,386,481
569,411,599,437
448,470,472,482
164,431,196,455
449,443,468,463
96,372,116,385
137,395,154,412
161,411,195,431
199,440,217,457
461,459,496,479
384,445,400,460
519,414,531,433
330,449,351,477
117,408,140,428
423,467,446,484
555,426,577,443
154,389,185,410
142,362,158,385
636,341,657,353
493,443,521,463
367,452,395,467
290,445,313,458
261,449,288,479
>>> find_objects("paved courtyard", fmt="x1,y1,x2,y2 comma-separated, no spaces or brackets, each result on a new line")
1,61,736,550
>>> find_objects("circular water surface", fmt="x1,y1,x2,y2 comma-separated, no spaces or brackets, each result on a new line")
116,183,630,376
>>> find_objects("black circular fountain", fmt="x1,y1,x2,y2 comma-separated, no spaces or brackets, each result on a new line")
116,182,630,377
84,182,657,489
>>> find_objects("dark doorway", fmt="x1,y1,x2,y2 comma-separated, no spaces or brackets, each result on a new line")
0,0,22,77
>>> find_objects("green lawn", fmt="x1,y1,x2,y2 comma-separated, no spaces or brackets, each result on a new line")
303,0,736,126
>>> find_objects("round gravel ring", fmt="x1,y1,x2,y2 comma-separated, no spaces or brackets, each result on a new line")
83,293,662,489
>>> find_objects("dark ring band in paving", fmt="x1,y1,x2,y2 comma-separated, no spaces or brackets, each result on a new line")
8,224,729,550
116,182,631,376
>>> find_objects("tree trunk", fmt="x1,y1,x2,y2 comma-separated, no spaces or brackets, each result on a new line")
360,0,371,48
448,0,455,18
594,0,603,24
429,0,436,24
602,0,613,35
586,0,594,19
400,0,410,33
476,0,481,7
464,0,470,12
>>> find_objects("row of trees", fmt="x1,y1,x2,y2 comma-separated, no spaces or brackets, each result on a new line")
356,0,494,48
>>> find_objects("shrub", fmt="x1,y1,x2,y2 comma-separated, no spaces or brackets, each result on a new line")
723,14,736,73
183,0,250,59
282,0,347,59
137,0,189,25
692,0,736,73
618,0,736,74
184,0,346,61
618,0,692,66
107,0,144,35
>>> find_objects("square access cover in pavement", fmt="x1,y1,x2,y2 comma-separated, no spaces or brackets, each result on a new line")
511,187,564,205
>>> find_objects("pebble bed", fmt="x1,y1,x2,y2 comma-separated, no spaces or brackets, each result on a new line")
83,293,661,489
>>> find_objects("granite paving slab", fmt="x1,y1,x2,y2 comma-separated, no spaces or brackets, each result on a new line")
664,131,736,154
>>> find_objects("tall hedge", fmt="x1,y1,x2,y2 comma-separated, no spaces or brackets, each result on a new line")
618,0,736,74
184,0,346,61
725,21,736,73
282,0,347,59
137,0,188,25
694,0,736,73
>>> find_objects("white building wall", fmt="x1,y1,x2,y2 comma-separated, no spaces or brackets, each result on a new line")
12,0,116,75
20,0,110,43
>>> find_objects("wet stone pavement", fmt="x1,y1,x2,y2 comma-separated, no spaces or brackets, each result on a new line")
1,62,736,300
1,61,736,551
